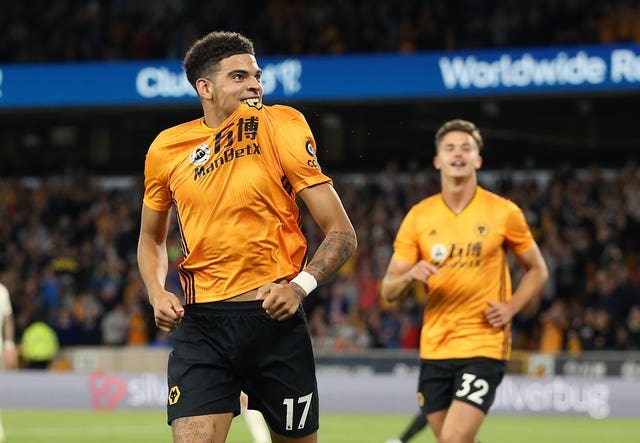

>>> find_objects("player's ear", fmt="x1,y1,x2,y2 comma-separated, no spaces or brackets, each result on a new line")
195,77,214,99
475,154,483,170
433,155,441,170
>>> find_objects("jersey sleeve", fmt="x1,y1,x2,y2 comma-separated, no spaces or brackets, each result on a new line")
272,108,332,192
392,206,420,264
142,135,173,212
504,201,536,254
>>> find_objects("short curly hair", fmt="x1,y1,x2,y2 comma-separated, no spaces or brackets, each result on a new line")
434,119,484,152
183,31,255,88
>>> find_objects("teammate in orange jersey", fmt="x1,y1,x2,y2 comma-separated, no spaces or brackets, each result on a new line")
381,119,548,443
137,31,356,443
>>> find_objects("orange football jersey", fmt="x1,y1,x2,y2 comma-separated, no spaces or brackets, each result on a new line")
143,103,332,303
392,187,535,361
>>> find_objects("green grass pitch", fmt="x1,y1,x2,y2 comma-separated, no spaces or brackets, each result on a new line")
2,409,639,442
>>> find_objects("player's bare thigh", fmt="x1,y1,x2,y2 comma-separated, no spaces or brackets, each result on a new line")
426,408,447,439
172,413,233,443
428,400,485,443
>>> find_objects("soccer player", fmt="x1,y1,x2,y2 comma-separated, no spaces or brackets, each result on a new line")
381,119,548,443
241,392,271,443
0,281,18,443
137,31,357,443
385,411,428,443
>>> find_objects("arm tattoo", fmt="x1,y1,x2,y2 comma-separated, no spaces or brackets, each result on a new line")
305,230,357,283
172,416,215,442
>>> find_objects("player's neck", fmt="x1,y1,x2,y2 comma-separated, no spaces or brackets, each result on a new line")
202,111,224,130
441,176,477,214
202,104,232,130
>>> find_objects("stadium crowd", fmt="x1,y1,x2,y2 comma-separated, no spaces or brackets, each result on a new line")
1,0,639,63
1,160,639,359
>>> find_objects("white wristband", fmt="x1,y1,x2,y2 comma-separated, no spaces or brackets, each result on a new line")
3,340,15,350
290,271,318,296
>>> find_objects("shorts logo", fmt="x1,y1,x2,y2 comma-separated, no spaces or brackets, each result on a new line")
430,243,447,263
417,392,425,407
190,143,211,166
305,140,315,156
168,386,181,405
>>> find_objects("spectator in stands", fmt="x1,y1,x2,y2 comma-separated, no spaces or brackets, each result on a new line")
377,306,402,349
538,299,569,354
591,308,617,350
380,119,548,443
398,310,420,349
624,305,640,349
0,280,18,443
100,303,129,346
324,280,351,326
126,301,149,346
136,31,356,443
576,306,597,350
51,307,82,346
149,329,172,347
72,291,103,345
20,317,60,369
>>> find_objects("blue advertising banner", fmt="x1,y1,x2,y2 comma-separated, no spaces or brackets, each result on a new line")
1,44,639,108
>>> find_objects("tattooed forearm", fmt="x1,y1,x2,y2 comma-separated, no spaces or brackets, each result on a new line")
305,230,357,283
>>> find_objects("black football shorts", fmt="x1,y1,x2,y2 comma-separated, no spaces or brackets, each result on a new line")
167,300,319,437
417,357,506,414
